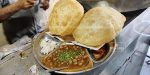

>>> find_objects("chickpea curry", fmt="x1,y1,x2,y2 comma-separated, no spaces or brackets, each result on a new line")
42,45,90,70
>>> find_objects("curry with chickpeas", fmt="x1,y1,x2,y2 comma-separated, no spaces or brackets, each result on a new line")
42,45,93,71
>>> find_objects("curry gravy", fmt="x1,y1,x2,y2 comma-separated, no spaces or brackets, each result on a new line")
42,45,90,70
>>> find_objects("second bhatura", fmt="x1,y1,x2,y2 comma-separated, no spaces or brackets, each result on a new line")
73,7,126,47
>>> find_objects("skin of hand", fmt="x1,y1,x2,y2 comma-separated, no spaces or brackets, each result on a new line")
16,0,36,9
17,0,50,10
0,0,36,22
0,0,50,22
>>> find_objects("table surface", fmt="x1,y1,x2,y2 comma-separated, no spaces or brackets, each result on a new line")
0,46,50,75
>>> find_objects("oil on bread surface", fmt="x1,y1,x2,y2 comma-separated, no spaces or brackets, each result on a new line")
48,0,84,36
73,7,126,47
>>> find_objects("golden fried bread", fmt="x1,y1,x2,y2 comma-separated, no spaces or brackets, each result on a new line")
73,7,126,47
48,0,84,36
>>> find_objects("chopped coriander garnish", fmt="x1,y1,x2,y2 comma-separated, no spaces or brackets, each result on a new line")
58,50,82,62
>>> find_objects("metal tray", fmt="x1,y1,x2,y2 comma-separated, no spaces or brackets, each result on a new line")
32,32,116,74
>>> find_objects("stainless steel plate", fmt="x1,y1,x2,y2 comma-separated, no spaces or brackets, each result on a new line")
32,32,116,74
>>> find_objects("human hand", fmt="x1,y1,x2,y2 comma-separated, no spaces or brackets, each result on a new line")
16,0,36,9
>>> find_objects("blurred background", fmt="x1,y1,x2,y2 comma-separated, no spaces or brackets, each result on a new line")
0,23,8,46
